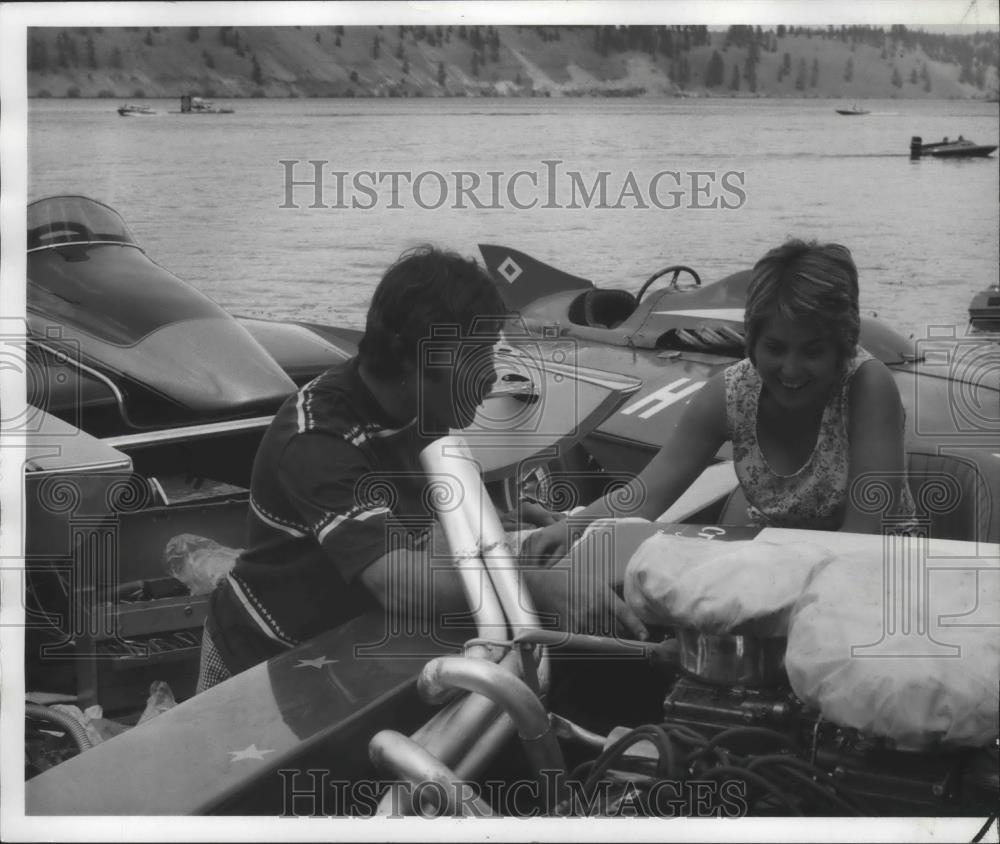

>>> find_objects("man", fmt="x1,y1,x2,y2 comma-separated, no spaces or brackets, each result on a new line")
197,246,642,691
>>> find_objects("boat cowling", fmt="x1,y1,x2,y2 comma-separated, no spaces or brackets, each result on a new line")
27,196,297,427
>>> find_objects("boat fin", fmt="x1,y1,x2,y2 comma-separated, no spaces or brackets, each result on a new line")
479,245,593,311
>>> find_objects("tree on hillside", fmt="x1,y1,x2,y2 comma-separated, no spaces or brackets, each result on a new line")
910,67,918,84
187,27,200,43
251,54,263,86
402,56,410,75
705,50,725,87
372,34,380,59
437,61,446,86
335,36,341,48
730,63,740,91
844,56,853,81
795,57,807,90
144,30,153,47
891,66,902,88
471,49,480,77
810,57,819,87
782,52,791,75
28,36,49,72
110,46,123,69
86,35,97,69
203,49,215,68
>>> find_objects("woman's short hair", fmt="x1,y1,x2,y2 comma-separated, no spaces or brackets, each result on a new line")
744,239,860,365
358,245,508,378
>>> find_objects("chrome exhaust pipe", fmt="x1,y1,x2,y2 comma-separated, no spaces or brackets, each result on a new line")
371,435,558,815
370,730,495,817
419,655,566,810
421,436,550,686
421,437,509,664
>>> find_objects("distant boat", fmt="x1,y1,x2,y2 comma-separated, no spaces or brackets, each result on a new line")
170,95,234,115
117,104,156,117
968,284,1000,335
835,104,869,115
911,136,998,159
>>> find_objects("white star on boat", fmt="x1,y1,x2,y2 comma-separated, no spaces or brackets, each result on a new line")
227,744,275,762
295,655,339,669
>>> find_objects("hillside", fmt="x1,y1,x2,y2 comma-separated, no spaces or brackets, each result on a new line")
26,24,1000,100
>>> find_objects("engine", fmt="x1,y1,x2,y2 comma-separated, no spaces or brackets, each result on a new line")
572,671,999,817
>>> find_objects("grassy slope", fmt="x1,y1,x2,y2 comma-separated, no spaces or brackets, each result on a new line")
27,26,998,99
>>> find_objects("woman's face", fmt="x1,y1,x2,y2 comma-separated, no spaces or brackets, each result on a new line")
753,315,841,413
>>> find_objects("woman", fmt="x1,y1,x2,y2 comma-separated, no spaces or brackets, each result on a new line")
523,239,915,562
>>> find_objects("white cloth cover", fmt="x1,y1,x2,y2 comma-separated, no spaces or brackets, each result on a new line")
623,533,832,636
786,552,1000,750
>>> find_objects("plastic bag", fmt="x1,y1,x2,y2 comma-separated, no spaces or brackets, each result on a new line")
623,533,832,636
786,552,1000,750
137,681,178,726
163,534,241,596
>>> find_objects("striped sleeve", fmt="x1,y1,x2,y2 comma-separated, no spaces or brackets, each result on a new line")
277,433,394,583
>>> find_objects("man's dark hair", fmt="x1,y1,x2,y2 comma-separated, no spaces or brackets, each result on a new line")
358,245,508,378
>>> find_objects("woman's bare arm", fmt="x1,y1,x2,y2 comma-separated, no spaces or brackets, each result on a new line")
841,359,909,533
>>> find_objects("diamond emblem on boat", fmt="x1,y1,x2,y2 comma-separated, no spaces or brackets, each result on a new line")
497,256,523,283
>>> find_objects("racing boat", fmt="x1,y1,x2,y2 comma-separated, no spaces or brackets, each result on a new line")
968,283,1000,336
477,244,1000,539
20,196,640,737
117,104,157,117
911,136,998,159
19,200,1000,821
834,105,869,115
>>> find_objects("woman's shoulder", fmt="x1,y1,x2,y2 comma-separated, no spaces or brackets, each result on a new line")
846,352,902,407
724,356,755,384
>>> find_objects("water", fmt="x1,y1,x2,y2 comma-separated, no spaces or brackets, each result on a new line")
27,97,1000,339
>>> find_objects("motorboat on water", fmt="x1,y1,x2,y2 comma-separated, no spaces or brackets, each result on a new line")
910,135,998,159
172,95,235,115
117,104,157,117
969,283,1000,335
19,197,1000,819
835,104,869,115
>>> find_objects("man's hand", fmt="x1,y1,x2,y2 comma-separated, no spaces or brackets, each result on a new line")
500,500,565,531
523,557,648,641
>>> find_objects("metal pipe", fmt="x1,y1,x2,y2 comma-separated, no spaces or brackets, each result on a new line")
550,714,607,751
452,713,518,781
418,655,566,806
421,436,550,690
409,648,523,761
25,703,94,752
369,730,494,817
420,440,509,663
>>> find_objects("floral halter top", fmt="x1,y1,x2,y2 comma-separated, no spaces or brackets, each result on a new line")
724,349,914,530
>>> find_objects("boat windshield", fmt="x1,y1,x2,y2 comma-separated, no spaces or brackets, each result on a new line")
27,196,138,251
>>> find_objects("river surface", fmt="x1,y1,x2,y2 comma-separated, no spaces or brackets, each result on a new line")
27,96,1000,340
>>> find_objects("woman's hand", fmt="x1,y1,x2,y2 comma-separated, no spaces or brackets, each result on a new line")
518,519,572,565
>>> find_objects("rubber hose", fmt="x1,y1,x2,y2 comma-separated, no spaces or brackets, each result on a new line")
26,703,94,752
